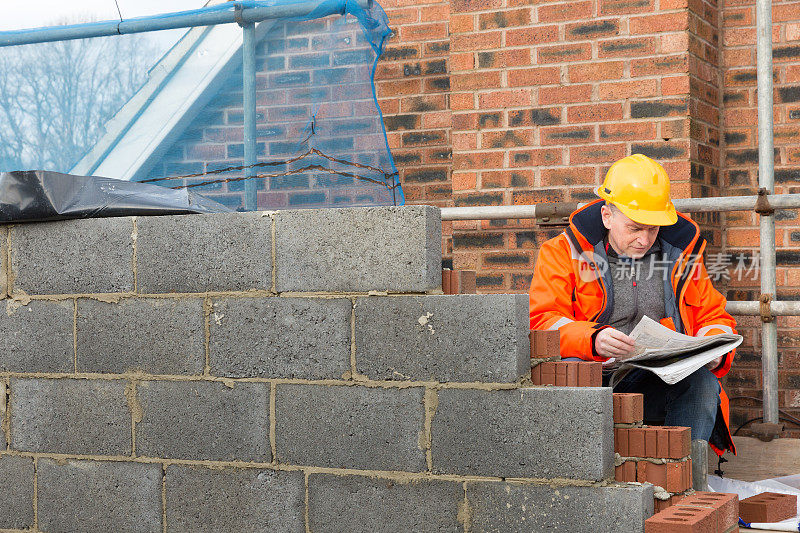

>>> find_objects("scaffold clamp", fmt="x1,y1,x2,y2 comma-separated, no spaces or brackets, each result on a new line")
759,293,775,323
754,188,775,216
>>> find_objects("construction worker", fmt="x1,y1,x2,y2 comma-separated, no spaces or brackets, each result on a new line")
529,154,736,457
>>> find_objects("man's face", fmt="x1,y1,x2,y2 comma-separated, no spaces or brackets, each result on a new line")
601,204,660,259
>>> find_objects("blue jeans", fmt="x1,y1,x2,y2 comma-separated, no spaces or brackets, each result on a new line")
606,367,721,441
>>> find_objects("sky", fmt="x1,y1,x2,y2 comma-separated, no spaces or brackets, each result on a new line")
0,0,205,30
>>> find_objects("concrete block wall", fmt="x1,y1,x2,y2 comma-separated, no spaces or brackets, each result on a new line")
0,205,653,532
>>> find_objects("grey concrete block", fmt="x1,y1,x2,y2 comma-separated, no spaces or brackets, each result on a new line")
10,217,134,294
77,297,204,375
166,465,305,532
355,295,529,383
136,212,271,294
10,378,131,456
308,474,462,533
275,384,426,471
274,205,441,293
431,388,613,480
136,380,269,462
0,299,73,373
37,458,162,533
0,455,34,529
209,296,351,379
466,481,654,533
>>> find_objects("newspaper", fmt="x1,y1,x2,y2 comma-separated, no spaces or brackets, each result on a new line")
611,315,743,385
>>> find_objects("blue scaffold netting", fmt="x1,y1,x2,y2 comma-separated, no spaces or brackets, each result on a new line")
0,0,403,217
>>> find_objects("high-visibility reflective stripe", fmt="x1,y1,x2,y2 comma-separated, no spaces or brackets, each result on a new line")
549,317,574,330
696,324,734,336
564,233,581,261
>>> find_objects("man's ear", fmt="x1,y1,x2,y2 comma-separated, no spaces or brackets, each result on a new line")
600,205,613,230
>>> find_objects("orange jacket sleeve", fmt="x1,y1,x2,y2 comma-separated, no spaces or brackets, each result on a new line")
529,235,609,362
686,259,737,378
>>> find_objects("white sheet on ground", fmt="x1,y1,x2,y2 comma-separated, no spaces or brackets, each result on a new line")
708,474,800,530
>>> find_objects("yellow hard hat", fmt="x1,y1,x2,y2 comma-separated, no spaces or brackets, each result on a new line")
596,154,678,226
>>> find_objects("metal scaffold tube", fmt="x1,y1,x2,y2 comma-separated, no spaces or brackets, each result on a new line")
242,21,258,211
0,0,373,47
439,193,800,221
756,0,779,427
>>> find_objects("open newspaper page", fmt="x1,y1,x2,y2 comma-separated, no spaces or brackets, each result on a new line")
611,316,743,385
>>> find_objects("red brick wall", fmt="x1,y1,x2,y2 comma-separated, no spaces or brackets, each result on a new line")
376,0,800,437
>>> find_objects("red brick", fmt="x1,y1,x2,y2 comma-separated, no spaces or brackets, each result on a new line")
569,61,625,82
505,26,560,47
630,12,688,34
531,363,541,384
507,67,561,88
628,428,646,457
631,54,688,77
597,79,659,100
460,270,477,294
600,122,657,141
510,147,562,167
538,1,592,22
567,103,624,123
565,19,619,40
665,461,691,493
449,13,474,34
565,361,579,386
540,167,596,186
538,361,557,385
577,362,602,386
401,23,448,42
442,269,452,294
555,361,568,386
539,84,592,105
530,330,561,358
540,126,595,145
478,8,532,30
600,0,654,15
612,393,644,424
537,43,592,64
637,462,667,488
644,428,659,457
477,49,531,69
478,90,533,109
598,37,656,57
451,31,503,52
451,0,502,13
679,492,739,531
666,426,691,458
739,492,797,524
645,504,716,533
615,427,629,456
449,269,461,295
615,460,637,482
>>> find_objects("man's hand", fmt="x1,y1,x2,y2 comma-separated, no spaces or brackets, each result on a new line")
705,355,723,370
594,328,637,360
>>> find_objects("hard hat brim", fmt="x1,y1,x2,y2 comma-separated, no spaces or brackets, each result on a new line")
615,202,678,226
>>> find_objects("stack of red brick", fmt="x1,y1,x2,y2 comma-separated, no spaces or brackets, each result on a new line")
441,269,476,294
645,492,739,532
529,330,602,386
613,393,695,512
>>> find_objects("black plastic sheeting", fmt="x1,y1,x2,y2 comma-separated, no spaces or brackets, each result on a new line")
0,170,231,223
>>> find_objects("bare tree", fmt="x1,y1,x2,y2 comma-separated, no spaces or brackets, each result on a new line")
0,24,161,172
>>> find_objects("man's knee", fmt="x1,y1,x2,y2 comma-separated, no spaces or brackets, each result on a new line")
679,367,720,402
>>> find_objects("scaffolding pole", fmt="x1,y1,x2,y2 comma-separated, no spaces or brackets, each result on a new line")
440,193,800,221
0,0,373,47
756,0,779,427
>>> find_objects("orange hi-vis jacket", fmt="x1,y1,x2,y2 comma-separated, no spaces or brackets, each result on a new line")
529,200,737,455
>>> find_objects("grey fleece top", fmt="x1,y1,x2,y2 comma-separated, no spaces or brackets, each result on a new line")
604,238,666,335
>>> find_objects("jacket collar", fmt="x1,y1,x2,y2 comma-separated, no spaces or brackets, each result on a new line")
568,199,701,254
